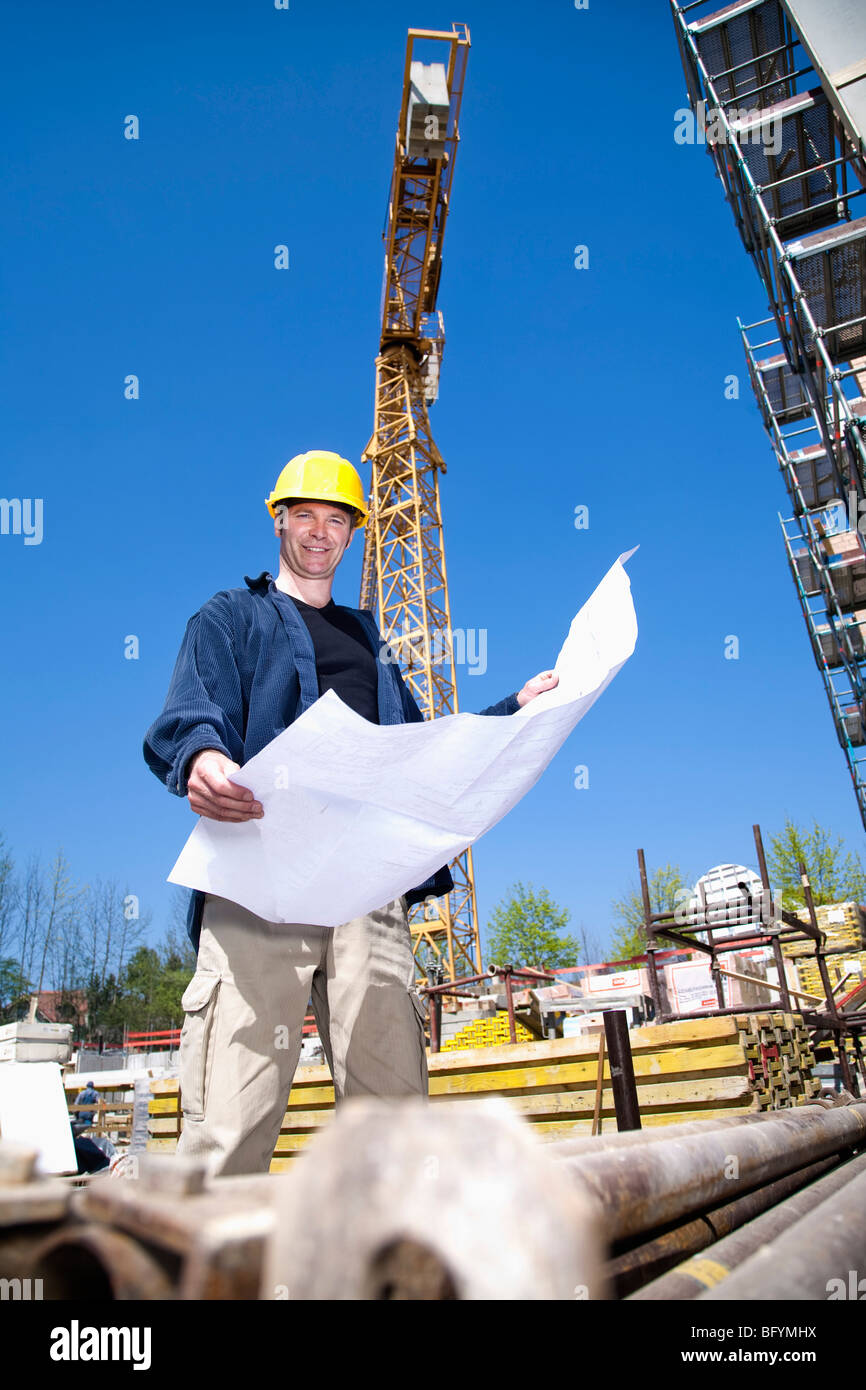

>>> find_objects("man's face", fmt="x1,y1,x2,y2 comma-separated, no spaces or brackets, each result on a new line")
274,499,354,582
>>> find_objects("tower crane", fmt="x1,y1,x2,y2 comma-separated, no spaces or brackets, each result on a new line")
359,23,479,984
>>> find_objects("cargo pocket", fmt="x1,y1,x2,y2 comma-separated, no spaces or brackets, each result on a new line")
179,970,221,1121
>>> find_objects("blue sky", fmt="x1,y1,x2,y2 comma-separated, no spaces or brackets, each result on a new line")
2,0,862,965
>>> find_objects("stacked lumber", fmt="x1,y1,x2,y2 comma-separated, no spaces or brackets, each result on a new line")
793,950,866,1003
734,1011,822,1108
148,1013,821,1169
147,1070,338,1170
776,901,866,1005
441,1013,535,1051
782,901,866,959
812,1031,859,1067
146,1078,182,1154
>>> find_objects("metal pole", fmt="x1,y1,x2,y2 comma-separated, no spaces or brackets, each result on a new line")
638,848,665,1020
637,849,654,940
770,934,793,1013
631,1150,866,1300
602,1010,641,1132
752,823,770,890
426,967,441,1053
698,1159,866,1301
644,947,663,1021
615,1154,839,1299
557,1103,866,1243
801,859,857,1094
503,968,517,1045
549,1106,825,1159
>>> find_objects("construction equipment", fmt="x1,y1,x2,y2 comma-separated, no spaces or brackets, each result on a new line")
358,24,479,985
670,0,866,828
638,819,866,1095
265,450,368,527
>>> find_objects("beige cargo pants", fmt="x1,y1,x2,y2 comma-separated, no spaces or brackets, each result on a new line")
175,891,429,1176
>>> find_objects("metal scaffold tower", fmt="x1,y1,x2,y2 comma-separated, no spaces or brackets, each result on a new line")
671,0,866,828
359,24,478,982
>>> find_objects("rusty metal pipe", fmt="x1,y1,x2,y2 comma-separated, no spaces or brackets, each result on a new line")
620,1154,843,1299
548,1107,827,1160
602,1009,641,1131
631,1148,866,1299
32,1223,177,1300
697,1155,866,1301
557,1103,866,1243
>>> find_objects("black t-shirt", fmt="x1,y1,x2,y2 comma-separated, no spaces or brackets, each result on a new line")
289,595,380,724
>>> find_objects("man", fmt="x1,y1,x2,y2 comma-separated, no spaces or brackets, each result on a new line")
144,449,558,1176
73,1079,100,1134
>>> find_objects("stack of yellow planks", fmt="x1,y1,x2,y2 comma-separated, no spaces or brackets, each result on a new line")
782,902,865,959
440,1013,535,1051
148,1012,821,1171
792,950,866,1003
778,901,866,1006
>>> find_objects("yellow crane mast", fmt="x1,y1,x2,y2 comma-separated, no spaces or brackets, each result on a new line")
359,23,479,984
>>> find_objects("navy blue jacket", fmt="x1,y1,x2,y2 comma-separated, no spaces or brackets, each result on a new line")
143,572,520,948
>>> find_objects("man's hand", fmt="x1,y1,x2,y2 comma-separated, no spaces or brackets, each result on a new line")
516,670,559,708
186,749,264,822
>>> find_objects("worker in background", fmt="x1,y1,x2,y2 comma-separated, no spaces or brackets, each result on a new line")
143,450,559,1176
72,1079,100,1135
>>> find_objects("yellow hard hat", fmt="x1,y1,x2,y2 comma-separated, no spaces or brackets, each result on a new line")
265,450,368,529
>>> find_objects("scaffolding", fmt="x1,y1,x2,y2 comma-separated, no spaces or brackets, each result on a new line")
639,822,866,1096
671,0,866,828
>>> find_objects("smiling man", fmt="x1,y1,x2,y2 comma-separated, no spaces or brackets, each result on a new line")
143,449,559,1176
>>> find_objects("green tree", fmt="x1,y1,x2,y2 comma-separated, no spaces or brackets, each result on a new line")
610,863,690,960
120,946,165,1031
0,956,28,1020
0,956,20,1007
116,937,191,1034
768,818,866,909
82,970,125,1042
485,882,579,972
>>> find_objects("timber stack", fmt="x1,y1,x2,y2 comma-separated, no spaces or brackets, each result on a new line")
148,1012,823,1167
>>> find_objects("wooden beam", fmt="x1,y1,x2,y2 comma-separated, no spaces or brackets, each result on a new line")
716,964,823,1005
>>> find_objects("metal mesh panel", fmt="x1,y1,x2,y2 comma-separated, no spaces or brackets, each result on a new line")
841,705,866,746
695,1,790,111
789,446,836,508
794,229,866,361
792,546,821,594
737,95,835,235
758,355,812,420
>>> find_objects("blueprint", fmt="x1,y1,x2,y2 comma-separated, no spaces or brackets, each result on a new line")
168,549,638,925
